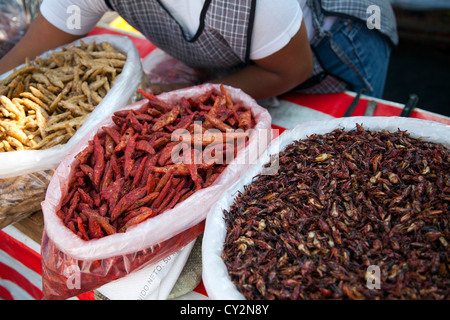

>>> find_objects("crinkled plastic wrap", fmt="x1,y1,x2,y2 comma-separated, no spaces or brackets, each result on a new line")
0,0,41,58
40,84,273,300
201,116,450,300
0,34,143,229
0,169,53,229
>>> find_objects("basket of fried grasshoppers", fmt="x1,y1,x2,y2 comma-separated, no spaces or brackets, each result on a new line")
203,116,450,300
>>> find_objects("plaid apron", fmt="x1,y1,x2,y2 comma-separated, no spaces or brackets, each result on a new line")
106,0,256,75
105,0,398,94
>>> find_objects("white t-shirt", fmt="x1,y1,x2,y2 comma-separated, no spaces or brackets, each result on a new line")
40,0,331,60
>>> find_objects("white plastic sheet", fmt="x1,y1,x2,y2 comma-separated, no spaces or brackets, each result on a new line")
96,239,196,300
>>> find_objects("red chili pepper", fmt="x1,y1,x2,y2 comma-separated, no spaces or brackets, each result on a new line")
93,135,105,188
103,126,122,145
75,143,94,164
83,207,116,236
88,218,104,239
110,187,147,222
77,217,89,240
123,133,138,180
118,207,156,233
132,156,148,188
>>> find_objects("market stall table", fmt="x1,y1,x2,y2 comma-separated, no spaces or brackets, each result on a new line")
1,25,449,300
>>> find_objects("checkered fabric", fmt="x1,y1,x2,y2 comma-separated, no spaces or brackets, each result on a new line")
107,0,255,72
106,0,397,95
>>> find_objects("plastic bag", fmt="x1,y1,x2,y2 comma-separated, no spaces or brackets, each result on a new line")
0,169,53,229
0,0,42,58
0,34,143,229
141,48,206,85
201,116,450,299
0,0,41,42
40,83,272,299
94,235,203,300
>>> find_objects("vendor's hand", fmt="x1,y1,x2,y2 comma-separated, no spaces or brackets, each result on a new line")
147,82,193,95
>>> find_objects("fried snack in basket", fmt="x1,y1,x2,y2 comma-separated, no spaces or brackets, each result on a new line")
0,40,127,229
0,40,126,152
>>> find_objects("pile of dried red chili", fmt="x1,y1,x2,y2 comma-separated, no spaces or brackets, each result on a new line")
222,124,449,300
57,85,255,240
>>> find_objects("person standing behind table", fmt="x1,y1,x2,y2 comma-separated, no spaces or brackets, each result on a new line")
0,0,397,100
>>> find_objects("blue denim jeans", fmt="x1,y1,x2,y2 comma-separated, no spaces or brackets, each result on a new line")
314,18,392,98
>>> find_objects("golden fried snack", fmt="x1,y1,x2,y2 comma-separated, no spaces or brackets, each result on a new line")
0,40,126,152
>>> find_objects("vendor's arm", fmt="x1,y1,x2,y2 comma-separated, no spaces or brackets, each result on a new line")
0,13,84,74
211,20,313,100
148,21,313,99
